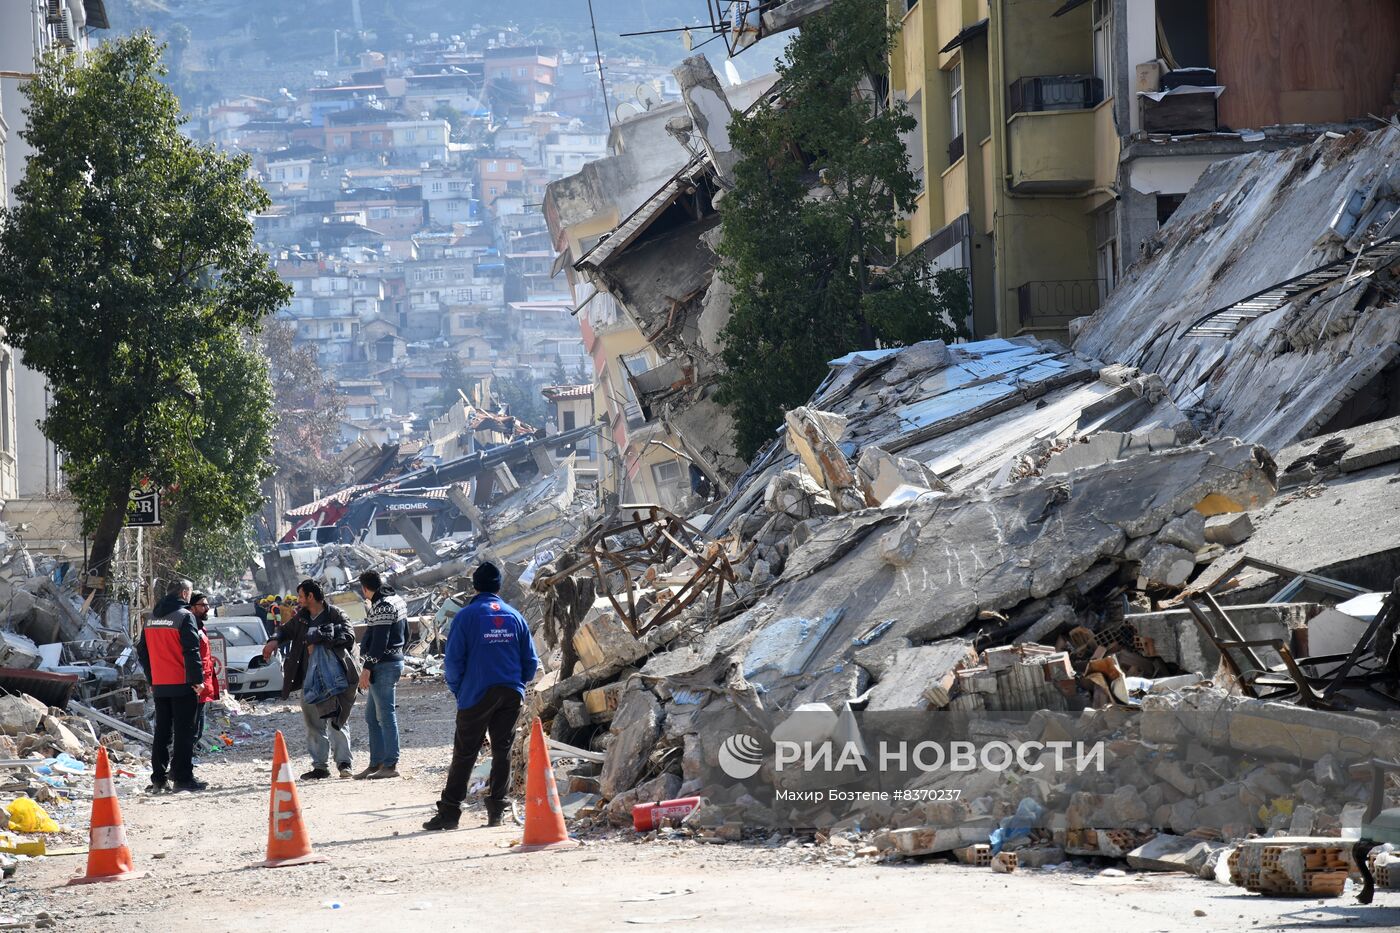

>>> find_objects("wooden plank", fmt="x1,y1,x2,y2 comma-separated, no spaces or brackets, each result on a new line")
546,738,606,763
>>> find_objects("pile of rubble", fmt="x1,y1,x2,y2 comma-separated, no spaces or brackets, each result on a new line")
509,320,1400,899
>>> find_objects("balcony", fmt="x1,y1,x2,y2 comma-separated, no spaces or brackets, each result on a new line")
1008,75,1103,116
1007,107,1098,193
1016,279,1103,332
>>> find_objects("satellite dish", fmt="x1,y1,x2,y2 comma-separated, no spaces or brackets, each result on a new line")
724,59,742,87
615,102,642,122
636,85,662,110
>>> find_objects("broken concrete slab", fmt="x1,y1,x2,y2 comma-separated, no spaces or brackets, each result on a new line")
1127,834,1224,873
573,607,646,672
0,694,43,736
599,682,664,799
784,407,865,513
865,641,977,712
1155,511,1206,553
1204,512,1255,546
734,440,1274,698
1137,542,1196,590
1128,603,1314,673
856,447,945,505
764,468,837,520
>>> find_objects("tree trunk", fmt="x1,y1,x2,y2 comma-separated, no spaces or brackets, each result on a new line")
168,508,193,560
84,480,131,602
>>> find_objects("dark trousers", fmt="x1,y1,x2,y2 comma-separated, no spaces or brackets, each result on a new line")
193,701,208,748
152,692,199,784
439,686,522,810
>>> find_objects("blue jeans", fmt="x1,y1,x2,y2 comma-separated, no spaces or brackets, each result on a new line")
364,659,404,767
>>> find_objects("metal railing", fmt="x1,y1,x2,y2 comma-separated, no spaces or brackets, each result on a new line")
1016,279,1103,329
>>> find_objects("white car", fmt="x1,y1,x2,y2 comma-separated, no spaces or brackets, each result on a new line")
207,618,284,698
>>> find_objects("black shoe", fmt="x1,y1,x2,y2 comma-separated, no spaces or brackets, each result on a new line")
485,799,506,828
423,804,460,831
146,780,168,795
301,768,332,781
172,779,208,793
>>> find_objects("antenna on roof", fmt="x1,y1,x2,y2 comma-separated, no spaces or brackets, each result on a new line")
587,0,613,129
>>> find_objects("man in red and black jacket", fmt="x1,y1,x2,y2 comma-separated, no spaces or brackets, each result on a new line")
137,579,207,793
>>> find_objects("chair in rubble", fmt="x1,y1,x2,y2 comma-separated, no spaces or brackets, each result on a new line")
1352,758,1400,905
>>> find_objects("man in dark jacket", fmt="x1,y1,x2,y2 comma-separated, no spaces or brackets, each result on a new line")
137,579,206,793
261,579,359,779
188,593,219,750
424,561,539,831
354,570,408,780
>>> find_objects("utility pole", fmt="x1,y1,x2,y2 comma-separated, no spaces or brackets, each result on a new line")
587,0,613,129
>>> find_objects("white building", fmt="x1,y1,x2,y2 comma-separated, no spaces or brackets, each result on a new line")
0,0,110,499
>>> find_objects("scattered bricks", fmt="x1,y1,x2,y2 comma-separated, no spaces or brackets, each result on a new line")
583,681,626,718
1230,838,1357,896
955,844,993,866
1204,512,1255,546
990,852,1017,873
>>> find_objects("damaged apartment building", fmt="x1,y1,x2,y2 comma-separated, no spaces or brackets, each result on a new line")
717,0,1400,339
544,60,778,509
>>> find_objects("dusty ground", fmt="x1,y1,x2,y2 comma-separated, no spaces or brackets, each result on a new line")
6,683,1400,932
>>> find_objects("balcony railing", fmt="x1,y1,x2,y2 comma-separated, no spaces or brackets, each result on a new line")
1016,279,1103,330
1008,75,1103,115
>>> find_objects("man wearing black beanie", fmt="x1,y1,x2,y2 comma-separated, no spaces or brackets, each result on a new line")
424,560,539,830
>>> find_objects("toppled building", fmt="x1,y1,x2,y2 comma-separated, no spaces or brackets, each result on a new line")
1074,126,1400,449
545,65,778,511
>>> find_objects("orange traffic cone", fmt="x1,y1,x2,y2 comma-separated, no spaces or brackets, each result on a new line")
517,718,579,853
69,746,144,885
255,731,327,868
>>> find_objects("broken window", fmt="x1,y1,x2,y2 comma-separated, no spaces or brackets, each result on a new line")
1156,194,1186,226
1156,0,1210,69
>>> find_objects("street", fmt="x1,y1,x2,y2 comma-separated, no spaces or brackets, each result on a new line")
5,683,1396,933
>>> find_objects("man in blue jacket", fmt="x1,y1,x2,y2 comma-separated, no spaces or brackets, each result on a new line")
424,561,539,830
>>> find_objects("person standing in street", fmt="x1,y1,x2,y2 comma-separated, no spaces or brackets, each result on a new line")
354,570,408,780
137,579,207,793
188,593,220,752
261,579,359,779
424,561,538,830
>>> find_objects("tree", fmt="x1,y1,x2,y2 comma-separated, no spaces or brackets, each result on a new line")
714,0,969,458
261,319,345,507
0,33,290,590
493,372,546,429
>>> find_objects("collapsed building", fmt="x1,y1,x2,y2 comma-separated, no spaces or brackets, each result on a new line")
509,122,1400,894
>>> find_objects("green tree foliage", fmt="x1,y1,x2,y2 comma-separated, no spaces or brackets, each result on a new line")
715,0,969,458
0,33,290,588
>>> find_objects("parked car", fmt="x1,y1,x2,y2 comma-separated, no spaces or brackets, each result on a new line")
207,618,283,698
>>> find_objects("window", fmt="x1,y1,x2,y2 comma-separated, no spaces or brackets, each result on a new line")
1156,194,1186,226
374,515,430,537
651,458,683,490
1095,205,1119,295
1093,0,1114,91
948,62,964,164
458,314,469,328
332,322,345,333
454,269,466,281
562,410,576,431
432,182,443,193
370,132,383,146
488,161,498,171
0,354,11,455
553,155,563,166
900,90,925,189
517,67,527,77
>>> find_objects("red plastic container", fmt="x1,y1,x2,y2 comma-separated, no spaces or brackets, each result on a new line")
632,796,703,831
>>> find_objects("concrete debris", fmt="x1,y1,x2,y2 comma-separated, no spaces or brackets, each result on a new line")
864,642,977,712
856,447,948,506
784,408,866,513
1204,513,1255,546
